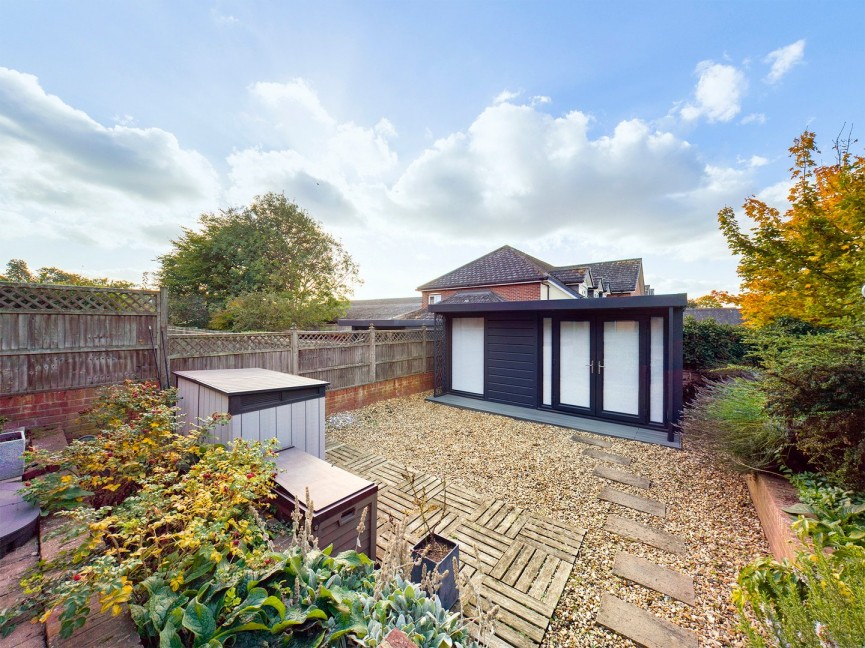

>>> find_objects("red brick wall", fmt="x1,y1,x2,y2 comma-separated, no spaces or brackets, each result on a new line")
422,282,541,306
0,387,102,439
326,372,433,414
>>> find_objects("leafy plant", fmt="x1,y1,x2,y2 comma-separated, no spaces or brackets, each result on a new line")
759,329,865,490
680,377,788,471
683,316,751,370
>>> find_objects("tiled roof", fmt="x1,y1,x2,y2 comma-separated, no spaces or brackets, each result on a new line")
549,266,592,286
571,259,642,293
399,307,435,320
440,290,507,304
417,245,553,291
344,297,421,320
684,308,743,326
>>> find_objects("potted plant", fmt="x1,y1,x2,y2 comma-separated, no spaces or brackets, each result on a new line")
403,472,460,610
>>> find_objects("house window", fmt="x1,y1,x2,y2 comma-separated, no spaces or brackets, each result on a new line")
428,294,441,305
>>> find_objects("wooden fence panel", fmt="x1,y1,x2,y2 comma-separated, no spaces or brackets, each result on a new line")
0,283,162,395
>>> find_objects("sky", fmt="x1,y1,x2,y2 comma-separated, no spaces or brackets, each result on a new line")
1,1,863,300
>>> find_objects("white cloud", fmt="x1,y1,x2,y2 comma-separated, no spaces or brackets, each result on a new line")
531,95,552,106
748,155,769,168
741,112,766,125
0,67,220,250
764,39,806,84
680,61,747,123
493,90,521,105
226,79,399,221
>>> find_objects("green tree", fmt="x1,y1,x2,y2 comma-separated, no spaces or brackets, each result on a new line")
0,259,136,288
718,130,865,328
158,193,360,330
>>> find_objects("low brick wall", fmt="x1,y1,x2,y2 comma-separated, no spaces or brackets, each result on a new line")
326,372,433,414
745,472,803,562
0,387,102,440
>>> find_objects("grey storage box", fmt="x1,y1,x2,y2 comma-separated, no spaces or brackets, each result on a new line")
273,448,378,559
175,369,329,458
0,428,26,481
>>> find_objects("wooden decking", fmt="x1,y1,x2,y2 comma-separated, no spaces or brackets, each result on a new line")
326,440,586,648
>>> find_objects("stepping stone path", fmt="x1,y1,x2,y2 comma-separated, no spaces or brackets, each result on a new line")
585,441,698,647
593,465,650,489
598,486,666,518
596,594,697,648
604,515,687,555
569,433,612,448
582,448,632,466
613,552,696,605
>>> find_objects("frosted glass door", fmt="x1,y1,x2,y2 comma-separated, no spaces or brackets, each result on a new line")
451,317,484,394
559,321,591,408
601,320,640,415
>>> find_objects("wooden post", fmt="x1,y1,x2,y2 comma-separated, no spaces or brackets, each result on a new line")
291,329,299,375
158,287,170,386
368,325,376,384
421,326,428,372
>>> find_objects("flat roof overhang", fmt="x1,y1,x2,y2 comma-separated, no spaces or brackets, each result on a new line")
429,294,687,314
337,318,435,328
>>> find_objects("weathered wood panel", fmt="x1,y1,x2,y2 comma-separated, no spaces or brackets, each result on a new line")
0,283,162,395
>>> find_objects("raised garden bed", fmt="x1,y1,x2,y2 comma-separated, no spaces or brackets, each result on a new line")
745,472,803,561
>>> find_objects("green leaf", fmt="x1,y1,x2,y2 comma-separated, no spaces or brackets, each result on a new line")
159,621,184,648
182,600,217,643
782,503,815,516
212,621,271,640
261,595,286,618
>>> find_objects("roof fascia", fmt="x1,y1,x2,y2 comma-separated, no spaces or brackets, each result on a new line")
430,294,687,313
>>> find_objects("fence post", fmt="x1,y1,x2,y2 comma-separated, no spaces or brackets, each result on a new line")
291,329,299,375
368,325,376,384
157,287,170,387
421,326,428,371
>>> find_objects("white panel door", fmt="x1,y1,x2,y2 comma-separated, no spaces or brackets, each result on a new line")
451,317,484,395
559,320,591,408
601,320,640,416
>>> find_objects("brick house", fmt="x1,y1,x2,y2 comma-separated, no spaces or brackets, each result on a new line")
416,245,651,310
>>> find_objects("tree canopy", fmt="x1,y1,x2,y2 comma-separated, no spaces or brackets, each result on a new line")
158,193,360,330
0,259,136,288
687,290,738,309
718,130,865,328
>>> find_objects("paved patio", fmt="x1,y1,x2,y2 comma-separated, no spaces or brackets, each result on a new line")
326,439,586,648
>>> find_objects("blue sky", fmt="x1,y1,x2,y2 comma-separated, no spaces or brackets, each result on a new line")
1,1,863,299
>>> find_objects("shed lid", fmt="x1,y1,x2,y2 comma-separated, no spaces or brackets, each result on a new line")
173,368,328,395
272,448,375,511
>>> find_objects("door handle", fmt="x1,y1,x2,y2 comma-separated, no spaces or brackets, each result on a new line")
598,363,604,374
586,361,594,374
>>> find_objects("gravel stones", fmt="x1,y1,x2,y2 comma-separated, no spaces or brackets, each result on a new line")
327,393,768,647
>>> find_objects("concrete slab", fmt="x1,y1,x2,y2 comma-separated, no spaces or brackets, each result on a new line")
593,466,650,489
604,515,687,555
599,487,666,518
613,552,696,605
596,594,697,648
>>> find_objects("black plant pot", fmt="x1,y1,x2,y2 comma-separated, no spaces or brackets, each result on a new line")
410,533,460,610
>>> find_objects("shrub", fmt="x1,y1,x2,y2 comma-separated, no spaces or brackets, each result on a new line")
759,330,865,491
683,316,750,370
680,377,788,471
735,476,865,647
1,380,482,647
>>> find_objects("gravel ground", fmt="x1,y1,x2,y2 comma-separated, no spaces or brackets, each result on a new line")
327,393,769,648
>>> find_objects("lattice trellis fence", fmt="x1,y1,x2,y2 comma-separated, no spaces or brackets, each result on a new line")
167,327,436,391
0,282,166,395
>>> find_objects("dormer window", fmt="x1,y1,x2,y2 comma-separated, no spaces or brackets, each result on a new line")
428,293,442,305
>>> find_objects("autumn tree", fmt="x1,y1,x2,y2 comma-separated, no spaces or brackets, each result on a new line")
158,193,360,330
0,259,135,288
687,290,738,309
718,130,865,327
